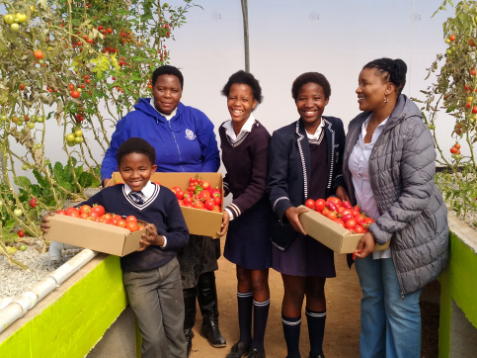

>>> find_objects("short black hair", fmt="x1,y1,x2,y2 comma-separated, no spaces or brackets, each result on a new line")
291,72,331,100
363,58,407,94
152,65,184,88
117,138,156,166
221,70,263,104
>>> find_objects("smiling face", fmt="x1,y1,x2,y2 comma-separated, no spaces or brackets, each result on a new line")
356,68,395,112
296,82,329,127
152,74,183,114
118,152,157,192
227,83,257,125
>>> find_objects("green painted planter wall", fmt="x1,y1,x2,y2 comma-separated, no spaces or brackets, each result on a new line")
439,221,477,358
0,254,128,358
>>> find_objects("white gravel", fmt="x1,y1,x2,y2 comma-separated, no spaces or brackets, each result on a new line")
0,241,83,298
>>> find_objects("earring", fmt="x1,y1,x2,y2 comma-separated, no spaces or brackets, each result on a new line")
384,96,388,103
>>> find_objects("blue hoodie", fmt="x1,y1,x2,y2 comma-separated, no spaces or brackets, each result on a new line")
101,98,220,181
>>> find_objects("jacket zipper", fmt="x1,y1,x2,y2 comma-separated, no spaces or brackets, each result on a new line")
391,250,405,300
170,130,185,172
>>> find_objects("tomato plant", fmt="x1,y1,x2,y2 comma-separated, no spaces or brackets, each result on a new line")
416,1,477,223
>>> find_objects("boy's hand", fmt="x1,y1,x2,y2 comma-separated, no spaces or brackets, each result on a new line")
40,212,56,234
217,210,229,237
137,224,165,252
354,232,376,259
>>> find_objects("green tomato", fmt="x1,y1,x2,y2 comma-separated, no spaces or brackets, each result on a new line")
11,23,20,31
470,118,475,124
26,122,35,129
30,115,36,123
445,38,451,44
0,115,6,121
16,14,27,24
74,136,84,143
66,133,75,142
77,88,82,92
446,49,453,56
67,140,76,147
39,60,44,64
36,115,44,123
19,244,27,251
74,129,83,137
22,164,27,170
0,200,3,207
35,143,42,148
4,14,14,25
7,247,17,254
17,120,24,126
13,208,23,217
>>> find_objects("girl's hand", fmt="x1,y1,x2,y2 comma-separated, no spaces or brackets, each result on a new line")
335,186,350,203
354,232,376,259
217,210,230,237
40,212,55,234
285,206,308,236
138,224,164,252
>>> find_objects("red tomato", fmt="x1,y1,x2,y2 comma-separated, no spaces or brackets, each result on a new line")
213,196,222,206
178,200,184,206
193,201,204,209
80,212,89,219
79,205,91,214
332,218,345,227
126,215,137,223
172,186,181,192
340,213,353,222
354,225,365,234
362,217,374,228
196,178,202,184
67,210,80,218
345,219,357,230
112,215,121,225
56,210,66,215
199,190,211,202
137,225,146,231
189,177,196,184
65,207,79,215
326,201,338,212
175,190,184,200
91,205,105,217
101,213,112,221
212,205,221,212
314,199,326,212
305,199,315,209
204,199,215,211
353,205,361,213
327,197,341,206
153,181,161,186
18,230,25,237
321,207,330,216
117,219,127,228
355,215,364,225
183,196,193,206
69,83,75,91
341,201,352,209
126,221,138,232
202,181,210,189
326,211,338,220
71,90,80,99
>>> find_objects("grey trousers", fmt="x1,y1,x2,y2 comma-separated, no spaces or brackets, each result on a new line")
123,257,187,358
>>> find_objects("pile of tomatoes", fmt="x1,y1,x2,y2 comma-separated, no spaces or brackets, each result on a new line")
56,205,145,232
305,197,374,234
171,176,222,212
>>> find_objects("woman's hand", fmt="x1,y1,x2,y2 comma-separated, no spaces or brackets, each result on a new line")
217,210,230,237
285,206,308,236
40,212,55,234
354,232,376,259
335,186,350,203
138,224,164,252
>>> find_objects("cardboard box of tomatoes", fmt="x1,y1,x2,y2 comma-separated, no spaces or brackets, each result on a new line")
44,212,144,256
107,172,224,238
298,198,390,254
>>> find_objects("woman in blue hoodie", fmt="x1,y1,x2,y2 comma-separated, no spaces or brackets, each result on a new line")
101,65,225,356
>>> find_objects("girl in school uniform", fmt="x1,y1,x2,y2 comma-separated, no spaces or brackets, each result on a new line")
217,70,272,358
267,72,349,358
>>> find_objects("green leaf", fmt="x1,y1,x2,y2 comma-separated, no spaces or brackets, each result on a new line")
53,162,65,182
33,169,49,188
5,220,16,232
14,176,32,189
59,181,72,191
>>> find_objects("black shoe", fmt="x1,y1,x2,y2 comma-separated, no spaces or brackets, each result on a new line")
185,335,192,358
308,354,325,358
225,341,251,358
200,320,226,347
249,348,266,358
197,271,227,347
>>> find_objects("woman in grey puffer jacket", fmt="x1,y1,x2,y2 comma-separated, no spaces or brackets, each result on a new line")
343,58,449,358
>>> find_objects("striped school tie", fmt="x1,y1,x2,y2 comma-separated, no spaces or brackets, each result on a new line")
129,191,144,205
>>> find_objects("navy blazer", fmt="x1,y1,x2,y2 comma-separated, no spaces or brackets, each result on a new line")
267,116,346,250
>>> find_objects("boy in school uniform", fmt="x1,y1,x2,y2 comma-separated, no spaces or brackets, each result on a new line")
41,137,190,358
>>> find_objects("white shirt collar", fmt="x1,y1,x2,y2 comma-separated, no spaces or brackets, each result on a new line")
223,114,256,144
150,97,177,121
362,115,389,136
123,180,155,200
306,118,325,140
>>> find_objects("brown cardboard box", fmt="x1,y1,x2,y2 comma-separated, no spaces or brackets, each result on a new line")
107,172,223,238
44,215,143,256
298,205,390,254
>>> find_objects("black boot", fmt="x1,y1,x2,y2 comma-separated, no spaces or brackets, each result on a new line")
197,271,227,348
183,287,197,357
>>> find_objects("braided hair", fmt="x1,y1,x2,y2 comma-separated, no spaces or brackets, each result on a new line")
363,58,407,94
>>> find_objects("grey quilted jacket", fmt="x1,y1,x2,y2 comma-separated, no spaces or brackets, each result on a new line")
343,94,449,295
